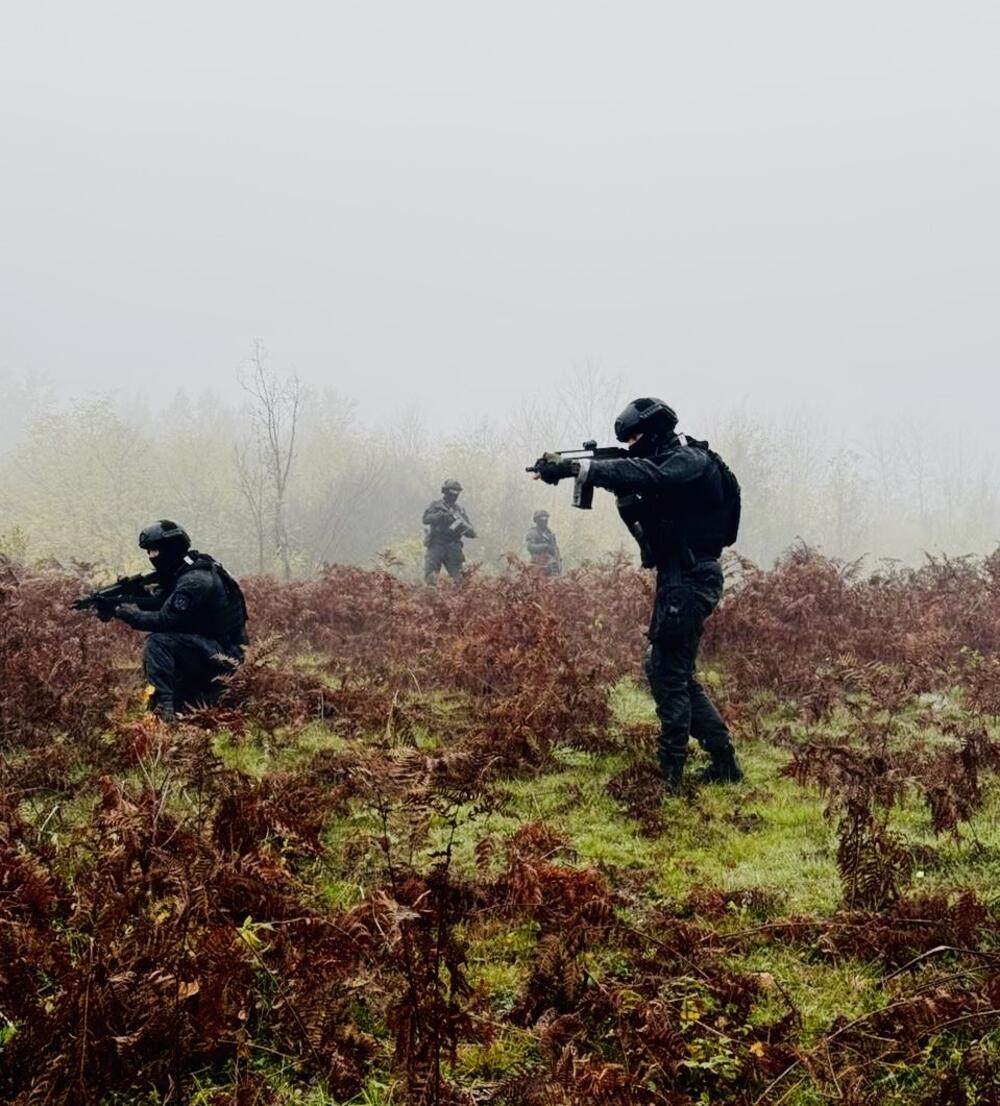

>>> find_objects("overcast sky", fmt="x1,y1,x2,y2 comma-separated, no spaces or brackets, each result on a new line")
1,1,997,437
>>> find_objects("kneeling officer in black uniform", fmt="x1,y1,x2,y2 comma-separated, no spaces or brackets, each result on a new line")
113,521,248,721
533,399,742,792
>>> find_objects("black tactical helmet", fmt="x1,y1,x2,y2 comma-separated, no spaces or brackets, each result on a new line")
441,479,463,494
533,510,550,523
138,520,191,552
614,398,678,443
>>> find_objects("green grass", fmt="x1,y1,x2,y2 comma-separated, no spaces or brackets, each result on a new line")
728,943,882,1038
63,676,1000,1104
212,719,349,778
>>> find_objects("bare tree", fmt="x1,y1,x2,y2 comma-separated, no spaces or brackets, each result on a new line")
239,340,302,580
234,433,268,573
899,420,931,539
508,363,624,467
824,446,870,557
555,361,624,443
311,450,390,565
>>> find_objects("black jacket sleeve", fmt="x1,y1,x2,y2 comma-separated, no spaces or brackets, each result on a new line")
118,570,215,632
132,592,167,611
423,502,449,526
582,445,710,494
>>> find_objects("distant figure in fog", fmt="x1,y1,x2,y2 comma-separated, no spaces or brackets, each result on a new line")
113,520,248,722
423,479,476,583
525,510,562,576
532,398,742,792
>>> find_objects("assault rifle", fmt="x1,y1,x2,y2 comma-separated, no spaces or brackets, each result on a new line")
526,439,627,509
72,571,158,621
444,505,476,539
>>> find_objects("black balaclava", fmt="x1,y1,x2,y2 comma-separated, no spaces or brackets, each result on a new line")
150,536,189,580
614,398,679,458
139,520,191,581
628,421,677,458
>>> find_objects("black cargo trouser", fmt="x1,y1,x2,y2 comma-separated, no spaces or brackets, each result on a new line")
644,559,734,777
424,541,464,583
143,632,238,712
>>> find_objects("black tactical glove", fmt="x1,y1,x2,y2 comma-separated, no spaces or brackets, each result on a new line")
113,603,141,627
534,454,576,485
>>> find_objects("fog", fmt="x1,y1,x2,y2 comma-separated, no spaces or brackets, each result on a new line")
1,2,998,570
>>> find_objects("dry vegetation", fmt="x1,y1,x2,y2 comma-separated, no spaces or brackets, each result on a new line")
1,548,999,1105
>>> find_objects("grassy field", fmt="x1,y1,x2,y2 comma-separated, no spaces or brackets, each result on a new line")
146,678,998,1105
5,554,1000,1105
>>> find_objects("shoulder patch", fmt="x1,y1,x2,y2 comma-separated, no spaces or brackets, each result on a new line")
171,592,191,611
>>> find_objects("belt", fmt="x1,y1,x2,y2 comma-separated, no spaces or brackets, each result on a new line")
658,551,718,584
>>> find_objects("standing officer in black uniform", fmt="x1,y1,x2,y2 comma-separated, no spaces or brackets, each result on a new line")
533,399,742,791
525,510,562,576
113,520,248,721
423,480,476,583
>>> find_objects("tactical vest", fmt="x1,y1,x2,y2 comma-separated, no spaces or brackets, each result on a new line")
425,500,470,545
175,553,249,648
615,438,740,568
526,527,558,553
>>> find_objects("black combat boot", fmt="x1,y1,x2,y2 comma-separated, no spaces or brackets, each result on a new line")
693,748,743,784
151,697,179,726
658,753,687,795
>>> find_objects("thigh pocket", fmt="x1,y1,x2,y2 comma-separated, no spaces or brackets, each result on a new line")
649,584,696,640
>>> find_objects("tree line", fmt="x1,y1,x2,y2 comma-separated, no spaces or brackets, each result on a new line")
0,355,996,577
